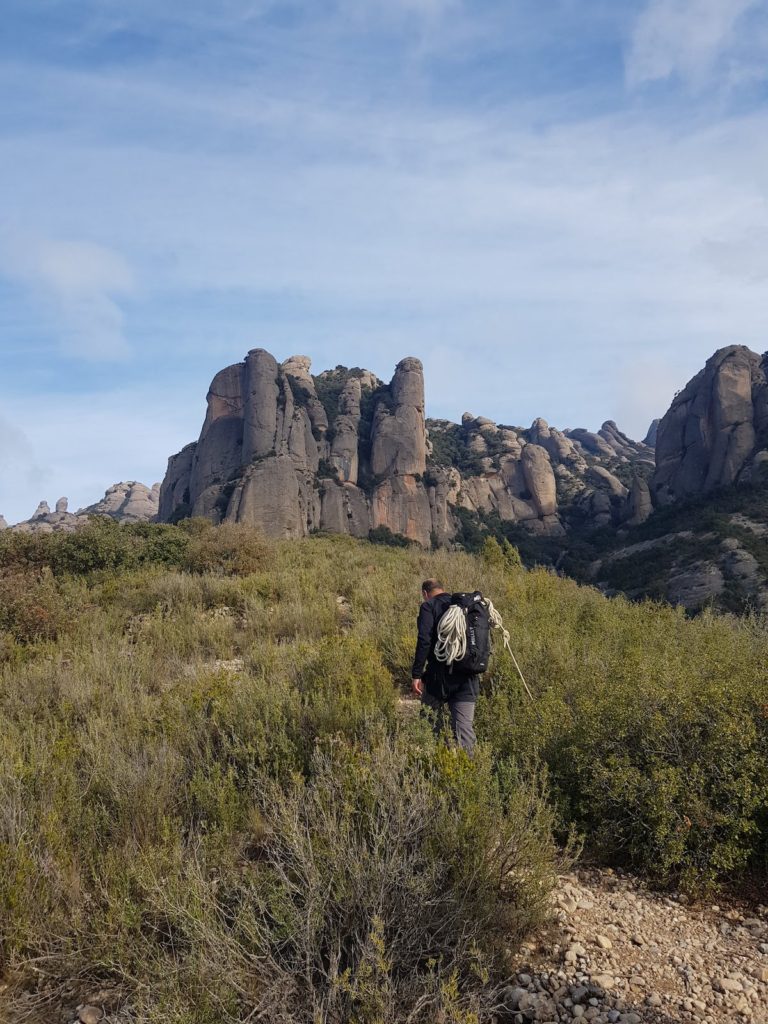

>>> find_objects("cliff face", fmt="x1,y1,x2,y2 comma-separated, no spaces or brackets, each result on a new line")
653,346,768,504
158,349,656,543
159,351,437,544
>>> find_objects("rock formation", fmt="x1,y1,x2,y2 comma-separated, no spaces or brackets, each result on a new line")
653,346,768,504
159,353,439,544
159,349,655,544
9,482,159,533
0,515,7,531
79,482,160,522
644,419,660,448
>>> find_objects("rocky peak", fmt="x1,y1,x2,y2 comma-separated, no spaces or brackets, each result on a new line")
653,345,768,504
159,348,659,546
7,482,159,534
79,481,160,522
644,419,660,448
371,357,426,478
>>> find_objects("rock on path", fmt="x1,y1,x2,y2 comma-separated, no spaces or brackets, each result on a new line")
498,868,768,1022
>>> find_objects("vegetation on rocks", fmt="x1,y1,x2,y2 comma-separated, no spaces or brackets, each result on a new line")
1,520,768,1020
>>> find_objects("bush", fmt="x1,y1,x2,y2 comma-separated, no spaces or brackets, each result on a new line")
3,530,768,1021
0,568,71,644
179,519,267,575
145,737,557,1024
368,525,412,548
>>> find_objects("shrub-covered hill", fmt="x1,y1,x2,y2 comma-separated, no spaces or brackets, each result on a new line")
2,519,768,1022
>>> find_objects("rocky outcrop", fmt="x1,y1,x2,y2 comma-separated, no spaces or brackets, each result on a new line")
79,482,160,522
0,515,7,531
161,353,414,541
598,421,655,464
653,346,768,504
158,444,196,522
329,378,361,484
8,482,159,533
626,475,652,526
644,419,660,447
159,350,638,544
370,358,426,478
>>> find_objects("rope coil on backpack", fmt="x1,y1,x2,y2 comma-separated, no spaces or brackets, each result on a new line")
435,597,534,702
434,604,468,666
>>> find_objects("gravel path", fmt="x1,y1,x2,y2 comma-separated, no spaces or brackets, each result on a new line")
496,868,768,1023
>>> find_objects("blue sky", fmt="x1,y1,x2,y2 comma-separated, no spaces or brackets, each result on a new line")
1,0,768,523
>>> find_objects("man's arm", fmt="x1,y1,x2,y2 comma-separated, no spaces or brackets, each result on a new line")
411,601,434,683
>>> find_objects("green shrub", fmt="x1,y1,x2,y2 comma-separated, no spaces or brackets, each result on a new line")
143,737,556,1024
368,525,412,547
3,530,768,1022
0,568,71,643
179,519,267,575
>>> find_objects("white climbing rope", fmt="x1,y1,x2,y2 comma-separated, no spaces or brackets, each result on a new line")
435,596,535,702
434,604,468,666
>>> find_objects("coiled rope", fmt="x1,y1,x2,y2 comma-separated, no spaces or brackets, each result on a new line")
435,597,535,702
433,605,467,666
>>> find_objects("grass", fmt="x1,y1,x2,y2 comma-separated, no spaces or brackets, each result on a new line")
1,520,768,1020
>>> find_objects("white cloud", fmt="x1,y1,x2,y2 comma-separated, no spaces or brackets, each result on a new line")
0,413,49,523
699,223,768,282
0,233,135,360
0,386,192,526
2,49,768,466
626,0,763,88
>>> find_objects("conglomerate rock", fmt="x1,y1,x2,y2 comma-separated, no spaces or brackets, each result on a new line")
653,345,768,504
158,349,655,544
9,482,159,533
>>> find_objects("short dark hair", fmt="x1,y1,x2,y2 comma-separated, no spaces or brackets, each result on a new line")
421,579,444,595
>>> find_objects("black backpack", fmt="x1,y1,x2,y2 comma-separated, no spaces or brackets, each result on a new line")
443,591,492,675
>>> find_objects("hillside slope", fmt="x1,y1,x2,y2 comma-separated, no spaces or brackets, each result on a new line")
1,523,767,1021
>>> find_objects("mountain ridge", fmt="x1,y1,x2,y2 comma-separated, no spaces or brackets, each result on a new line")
158,348,657,545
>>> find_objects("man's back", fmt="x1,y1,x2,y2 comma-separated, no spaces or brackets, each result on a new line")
411,589,480,704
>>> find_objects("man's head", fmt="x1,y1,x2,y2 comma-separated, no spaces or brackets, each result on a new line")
421,578,445,600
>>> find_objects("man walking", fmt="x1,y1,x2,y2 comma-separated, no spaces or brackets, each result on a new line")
411,579,478,754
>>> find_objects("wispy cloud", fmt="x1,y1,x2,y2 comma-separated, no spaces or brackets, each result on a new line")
2,0,768,507
0,386,182,525
0,412,48,521
0,232,135,360
626,0,765,88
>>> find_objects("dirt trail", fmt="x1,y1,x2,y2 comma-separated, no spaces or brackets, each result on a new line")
499,868,768,1023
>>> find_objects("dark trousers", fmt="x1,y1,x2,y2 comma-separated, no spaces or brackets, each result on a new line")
421,691,477,754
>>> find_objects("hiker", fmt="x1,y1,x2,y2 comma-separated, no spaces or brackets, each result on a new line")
411,578,479,754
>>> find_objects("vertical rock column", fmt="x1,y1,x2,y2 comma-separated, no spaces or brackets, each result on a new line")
370,357,427,478
330,378,362,484
243,348,280,462
227,351,322,538
653,346,763,504
189,362,246,518
370,357,432,545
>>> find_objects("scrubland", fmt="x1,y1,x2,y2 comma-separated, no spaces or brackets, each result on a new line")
1,520,767,1022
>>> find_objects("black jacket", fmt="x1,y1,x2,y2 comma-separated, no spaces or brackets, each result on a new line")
411,592,480,702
